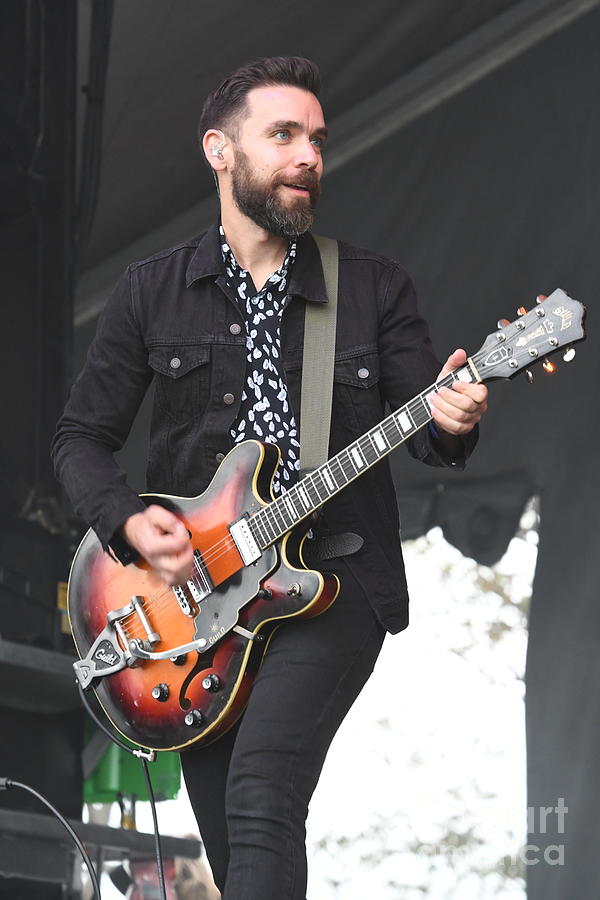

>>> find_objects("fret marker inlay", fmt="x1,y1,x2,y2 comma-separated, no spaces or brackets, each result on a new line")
398,411,413,433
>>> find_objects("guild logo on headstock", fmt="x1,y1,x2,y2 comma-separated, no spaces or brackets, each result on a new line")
553,306,573,330
483,346,511,367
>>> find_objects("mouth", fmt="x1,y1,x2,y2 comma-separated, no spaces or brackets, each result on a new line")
282,183,312,196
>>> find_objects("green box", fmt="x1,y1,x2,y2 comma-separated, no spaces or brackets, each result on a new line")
84,731,181,803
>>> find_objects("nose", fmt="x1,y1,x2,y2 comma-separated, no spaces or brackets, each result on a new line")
294,137,321,170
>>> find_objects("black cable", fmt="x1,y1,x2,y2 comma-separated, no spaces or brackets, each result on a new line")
0,777,102,900
77,682,167,900
141,759,167,900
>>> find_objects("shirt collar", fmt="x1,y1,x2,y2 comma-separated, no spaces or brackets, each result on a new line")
186,221,329,304
219,224,296,292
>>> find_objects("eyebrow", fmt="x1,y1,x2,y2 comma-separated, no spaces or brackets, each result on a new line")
265,120,329,141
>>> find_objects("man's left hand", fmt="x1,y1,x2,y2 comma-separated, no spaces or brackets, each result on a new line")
429,348,488,435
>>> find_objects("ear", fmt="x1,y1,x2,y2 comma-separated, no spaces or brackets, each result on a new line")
202,129,228,171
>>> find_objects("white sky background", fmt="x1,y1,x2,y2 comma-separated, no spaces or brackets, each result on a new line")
96,521,535,899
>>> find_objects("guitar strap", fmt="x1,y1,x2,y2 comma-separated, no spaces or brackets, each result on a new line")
299,235,338,476
299,234,363,562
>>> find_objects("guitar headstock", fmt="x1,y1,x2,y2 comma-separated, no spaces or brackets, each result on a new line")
472,289,586,382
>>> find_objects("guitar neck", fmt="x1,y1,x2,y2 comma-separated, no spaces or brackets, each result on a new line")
248,360,479,549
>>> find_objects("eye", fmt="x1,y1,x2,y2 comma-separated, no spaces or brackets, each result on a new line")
311,136,325,149
274,130,290,141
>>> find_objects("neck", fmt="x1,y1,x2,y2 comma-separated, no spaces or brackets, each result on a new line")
220,199,288,277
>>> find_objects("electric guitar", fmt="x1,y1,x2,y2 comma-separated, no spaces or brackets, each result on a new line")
69,289,586,751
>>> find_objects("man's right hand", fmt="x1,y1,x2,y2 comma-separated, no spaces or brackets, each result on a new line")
121,505,194,586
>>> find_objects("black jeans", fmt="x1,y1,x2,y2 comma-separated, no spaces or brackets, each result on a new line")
180,559,386,899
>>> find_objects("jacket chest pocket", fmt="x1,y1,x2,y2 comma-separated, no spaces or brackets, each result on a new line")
148,343,211,424
333,350,382,431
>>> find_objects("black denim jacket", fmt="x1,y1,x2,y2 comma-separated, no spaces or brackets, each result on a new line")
52,224,476,633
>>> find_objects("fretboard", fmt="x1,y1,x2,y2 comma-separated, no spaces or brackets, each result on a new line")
247,362,478,549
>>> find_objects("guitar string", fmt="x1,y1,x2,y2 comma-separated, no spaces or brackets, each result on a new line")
118,357,506,636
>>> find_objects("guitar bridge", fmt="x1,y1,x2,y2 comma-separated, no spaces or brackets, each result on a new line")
74,596,161,690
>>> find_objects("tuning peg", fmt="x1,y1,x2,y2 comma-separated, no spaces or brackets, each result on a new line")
535,295,546,304
542,359,557,374
525,369,534,384
497,318,510,328
517,306,528,316
563,347,576,362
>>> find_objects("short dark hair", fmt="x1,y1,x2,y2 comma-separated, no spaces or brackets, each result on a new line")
198,56,321,156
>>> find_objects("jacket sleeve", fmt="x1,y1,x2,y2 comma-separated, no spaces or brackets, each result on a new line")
377,262,478,469
51,267,151,557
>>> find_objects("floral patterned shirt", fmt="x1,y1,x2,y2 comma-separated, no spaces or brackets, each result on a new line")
220,225,300,495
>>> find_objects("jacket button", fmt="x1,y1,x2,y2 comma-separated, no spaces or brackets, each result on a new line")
229,323,242,335
223,393,235,405
170,357,181,369
215,452,225,463
357,367,369,379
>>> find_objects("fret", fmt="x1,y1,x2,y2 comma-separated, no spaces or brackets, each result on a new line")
296,485,311,511
304,478,321,506
252,514,269,547
396,408,415,435
330,457,348,486
270,502,289,533
359,435,378,466
350,446,366,469
409,397,430,428
340,451,358,479
455,366,473,383
260,510,279,542
274,500,293,530
282,492,297,521
371,427,389,453
421,391,437,415
310,472,328,502
383,416,403,446
321,465,336,492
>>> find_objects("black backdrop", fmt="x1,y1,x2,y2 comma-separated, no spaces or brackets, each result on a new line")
3,2,599,897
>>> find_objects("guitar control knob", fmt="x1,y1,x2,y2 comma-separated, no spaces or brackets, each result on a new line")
151,683,169,702
287,582,302,597
184,709,204,728
202,673,221,692
257,588,273,600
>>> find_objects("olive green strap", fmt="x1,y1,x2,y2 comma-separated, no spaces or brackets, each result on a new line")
299,235,338,475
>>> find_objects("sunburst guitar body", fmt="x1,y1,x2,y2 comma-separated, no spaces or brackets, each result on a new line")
68,440,339,751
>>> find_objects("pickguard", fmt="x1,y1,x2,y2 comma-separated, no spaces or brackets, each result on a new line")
192,545,278,645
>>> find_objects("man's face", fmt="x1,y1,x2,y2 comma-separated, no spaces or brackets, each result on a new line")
228,84,327,237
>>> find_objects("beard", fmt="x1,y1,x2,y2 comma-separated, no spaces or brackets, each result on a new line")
230,146,321,237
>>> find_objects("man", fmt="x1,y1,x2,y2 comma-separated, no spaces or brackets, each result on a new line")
53,57,487,899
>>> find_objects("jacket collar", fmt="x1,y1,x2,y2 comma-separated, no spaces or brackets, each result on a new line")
186,222,328,304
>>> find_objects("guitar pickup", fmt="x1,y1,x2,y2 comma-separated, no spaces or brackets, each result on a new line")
230,517,261,565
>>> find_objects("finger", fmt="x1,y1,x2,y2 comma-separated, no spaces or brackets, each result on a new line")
146,530,191,555
429,388,477,414
430,404,479,435
451,381,488,403
146,504,188,535
438,348,467,378
153,546,194,584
